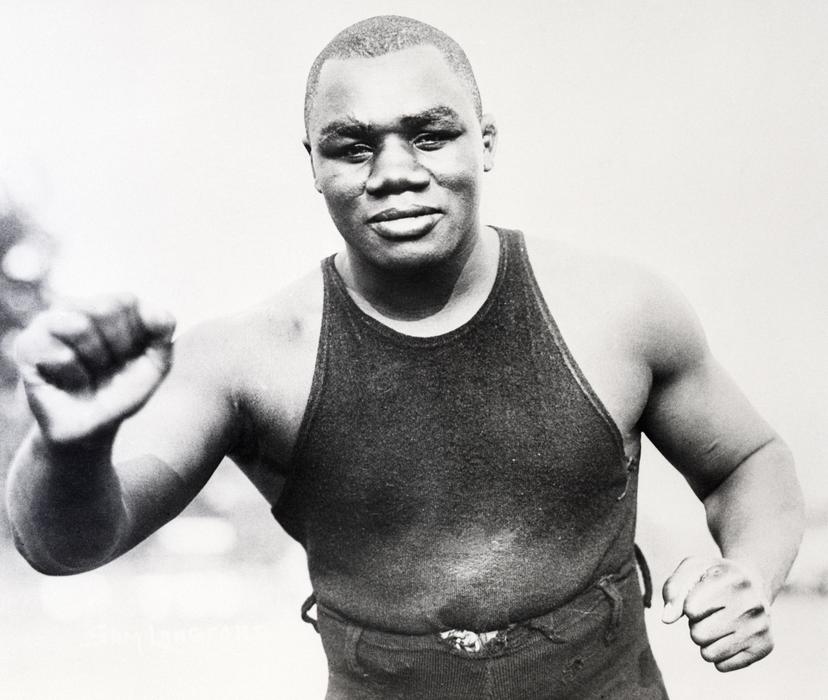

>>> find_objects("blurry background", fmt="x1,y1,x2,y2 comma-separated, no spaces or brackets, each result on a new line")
0,1,825,698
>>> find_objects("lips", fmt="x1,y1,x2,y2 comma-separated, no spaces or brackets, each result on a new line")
367,205,442,223
366,205,443,239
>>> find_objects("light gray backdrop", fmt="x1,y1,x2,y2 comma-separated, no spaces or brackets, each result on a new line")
1,2,825,698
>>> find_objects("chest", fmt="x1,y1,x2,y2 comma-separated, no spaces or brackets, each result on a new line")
532,296,652,453
234,252,653,502
560,336,651,452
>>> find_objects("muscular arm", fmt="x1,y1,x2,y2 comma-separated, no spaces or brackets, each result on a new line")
640,279,804,669
5,301,241,575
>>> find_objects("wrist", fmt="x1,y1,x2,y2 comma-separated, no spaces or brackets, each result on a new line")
721,554,774,605
35,423,117,463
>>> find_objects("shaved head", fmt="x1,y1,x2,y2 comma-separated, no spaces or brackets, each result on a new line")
304,15,482,134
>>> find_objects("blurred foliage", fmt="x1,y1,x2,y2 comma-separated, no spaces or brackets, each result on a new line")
0,209,53,383
0,207,54,541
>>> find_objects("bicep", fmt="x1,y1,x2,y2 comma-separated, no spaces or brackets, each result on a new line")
643,357,776,499
638,281,776,500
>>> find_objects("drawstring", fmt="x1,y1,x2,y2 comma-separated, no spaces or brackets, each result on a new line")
525,618,567,644
634,544,653,609
595,545,652,644
301,593,319,632
616,454,639,500
595,576,623,643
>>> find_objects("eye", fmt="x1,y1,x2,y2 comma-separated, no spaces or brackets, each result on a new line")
413,131,457,151
341,143,373,162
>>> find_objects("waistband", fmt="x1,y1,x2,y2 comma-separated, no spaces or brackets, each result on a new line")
302,547,652,659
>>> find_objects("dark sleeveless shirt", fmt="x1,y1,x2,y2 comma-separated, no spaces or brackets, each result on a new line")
272,228,640,634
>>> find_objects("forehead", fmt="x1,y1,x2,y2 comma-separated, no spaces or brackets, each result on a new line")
308,46,477,138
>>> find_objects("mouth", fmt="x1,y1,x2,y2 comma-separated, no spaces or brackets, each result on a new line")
367,206,443,239
367,205,442,223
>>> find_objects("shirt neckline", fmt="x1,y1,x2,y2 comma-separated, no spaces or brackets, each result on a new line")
324,227,511,348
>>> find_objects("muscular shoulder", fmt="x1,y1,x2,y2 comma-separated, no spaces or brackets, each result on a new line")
523,234,709,378
173,266,323,375
169,265,324,448
107,267,323,506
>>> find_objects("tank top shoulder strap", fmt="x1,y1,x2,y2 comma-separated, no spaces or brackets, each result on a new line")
500,228,629,462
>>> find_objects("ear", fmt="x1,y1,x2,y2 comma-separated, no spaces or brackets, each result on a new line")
303,137,322,193
480,115,498,172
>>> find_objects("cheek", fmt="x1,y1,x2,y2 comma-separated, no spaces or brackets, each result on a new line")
427,148,483,200
434,169,481,211
319,172,366,219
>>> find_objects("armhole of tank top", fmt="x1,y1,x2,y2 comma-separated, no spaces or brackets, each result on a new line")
515,234,629,464
270,260,332,517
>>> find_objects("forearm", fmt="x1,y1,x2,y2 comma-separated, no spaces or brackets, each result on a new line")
5,427,129,575
703,438,804,601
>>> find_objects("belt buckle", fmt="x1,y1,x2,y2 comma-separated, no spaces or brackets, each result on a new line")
439,628,501,654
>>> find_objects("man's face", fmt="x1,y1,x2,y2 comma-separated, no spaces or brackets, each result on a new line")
305,46,496,271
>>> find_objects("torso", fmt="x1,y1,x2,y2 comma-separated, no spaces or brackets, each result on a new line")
207,228,655,631
227,229,653,506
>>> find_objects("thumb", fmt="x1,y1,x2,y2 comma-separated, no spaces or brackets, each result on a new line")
661,556,714,624
136,299,176,343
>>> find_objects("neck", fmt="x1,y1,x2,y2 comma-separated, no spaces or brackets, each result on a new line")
336,226,499,325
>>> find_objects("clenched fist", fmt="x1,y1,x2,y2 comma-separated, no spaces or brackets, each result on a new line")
662,556,773,672
14,294,176,444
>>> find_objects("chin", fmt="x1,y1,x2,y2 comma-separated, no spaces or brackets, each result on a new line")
374,232,470,272
341,222,459,270
366,242,448,273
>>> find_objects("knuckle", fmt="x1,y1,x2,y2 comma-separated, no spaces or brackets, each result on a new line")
73,310,95,329
87,294,125,318
53,310,95,337
58,345,77,364
11,327,35,360
26,309,50,328
700,645,718,662
682,589,708,619
41,345,77,367
743,604,767,621
715,659,741,673
702,564,727,580
752,629,773,651
114,292,140,319
115,291,137,306
23,311,55,338
689,625,707,645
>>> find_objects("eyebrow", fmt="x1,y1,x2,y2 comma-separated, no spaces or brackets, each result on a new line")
317,106,464,143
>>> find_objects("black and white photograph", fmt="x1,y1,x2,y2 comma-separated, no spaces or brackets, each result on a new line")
1,2,825,698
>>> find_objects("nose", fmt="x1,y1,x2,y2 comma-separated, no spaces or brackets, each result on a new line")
365,137,429,196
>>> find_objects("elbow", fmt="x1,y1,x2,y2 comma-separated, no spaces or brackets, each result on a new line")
769,439,805,528
705,437,805,533
9,521,82,576
17,553,87,577
8,512,122,576
13,541,116,577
